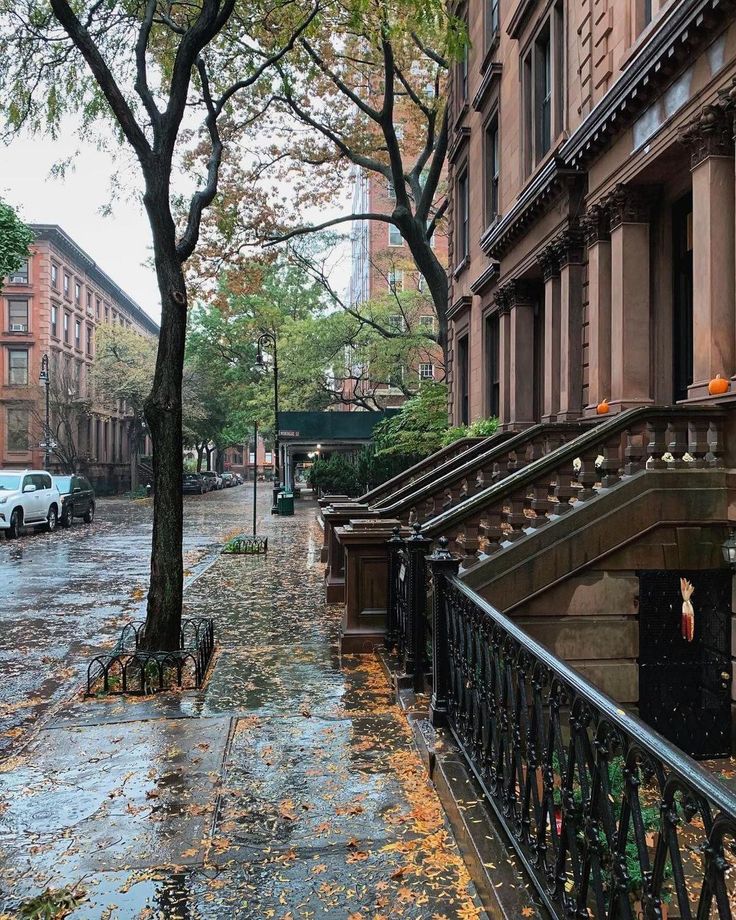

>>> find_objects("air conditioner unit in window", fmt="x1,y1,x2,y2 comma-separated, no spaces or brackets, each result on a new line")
10,324,27,332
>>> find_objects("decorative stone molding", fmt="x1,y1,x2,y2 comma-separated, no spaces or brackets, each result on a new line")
537,244,560,281
679,104,733,168
553,227,584,267
493,286,511,315
581,205,611,245
605,184,653,230
504,279,536,309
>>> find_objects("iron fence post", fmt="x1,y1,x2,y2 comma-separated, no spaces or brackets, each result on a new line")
428,536,461,726
386,527,404,651
406,522,433,692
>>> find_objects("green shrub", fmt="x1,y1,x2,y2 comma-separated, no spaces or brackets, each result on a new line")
441,415,499,446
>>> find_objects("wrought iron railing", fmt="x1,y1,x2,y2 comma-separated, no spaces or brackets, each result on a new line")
425,540,736,920
86,617,215,695
386,524,432,689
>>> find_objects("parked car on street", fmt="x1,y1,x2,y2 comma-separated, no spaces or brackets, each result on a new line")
0,470,60,538
234,473,244,485
53,475,95,527
220,472,235,488
199,470,221,491
183,472,206,495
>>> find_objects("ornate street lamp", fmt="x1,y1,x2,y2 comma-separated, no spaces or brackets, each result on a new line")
39,353,51,470
256,332,280,513
722,528,736,569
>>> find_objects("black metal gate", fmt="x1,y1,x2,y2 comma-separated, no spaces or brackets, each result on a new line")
639,569,732,759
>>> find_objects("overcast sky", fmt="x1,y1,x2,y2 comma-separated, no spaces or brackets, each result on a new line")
1,128,352,327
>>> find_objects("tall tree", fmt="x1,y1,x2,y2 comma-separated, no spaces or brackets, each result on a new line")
196,0,462,358
0,1,317,649
0,200,33,290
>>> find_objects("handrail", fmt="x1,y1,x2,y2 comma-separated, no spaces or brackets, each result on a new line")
379,420,594,517
423,404,727,535
450,576,736,814
359,436,491,505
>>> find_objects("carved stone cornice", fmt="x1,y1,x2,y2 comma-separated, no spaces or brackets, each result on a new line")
504,279,536,309
679,104,734,168
604,184,654,231
580,205,611,245
493,286,510,315
537,244,560,281
553,227,584,267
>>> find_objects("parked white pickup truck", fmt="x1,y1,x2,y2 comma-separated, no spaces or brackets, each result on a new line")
0,470,60,538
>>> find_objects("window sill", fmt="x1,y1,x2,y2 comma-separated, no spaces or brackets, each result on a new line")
479,32,500,74
452,101,469,133
453,255,471,278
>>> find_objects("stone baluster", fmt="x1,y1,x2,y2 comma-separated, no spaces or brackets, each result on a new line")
459,477,469,501
709,418,724,468
423,495,437,519
492,459,508,483
624,425,646,476
576,446,599,501
458,518,483,568
503,492,529,541
529,475,553,528
646,419,668,470
553,460,577,514
474,467,486,494
667,418,689,469
688,419,711,469
479,511,505,554
598,437,622,488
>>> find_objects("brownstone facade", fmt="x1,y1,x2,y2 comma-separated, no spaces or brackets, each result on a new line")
447,0,736,429
0,225,158,492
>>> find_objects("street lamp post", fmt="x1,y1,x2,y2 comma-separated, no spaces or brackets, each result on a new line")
256,332,280,514
39,353,50,470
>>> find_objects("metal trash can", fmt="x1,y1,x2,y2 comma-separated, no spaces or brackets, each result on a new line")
277,491,294,516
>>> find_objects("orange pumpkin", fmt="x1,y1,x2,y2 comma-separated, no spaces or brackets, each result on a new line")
596,398,610,415
708,374,729,396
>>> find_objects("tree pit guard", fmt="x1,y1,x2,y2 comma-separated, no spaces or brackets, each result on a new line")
86,617,215,696
221,533,269,555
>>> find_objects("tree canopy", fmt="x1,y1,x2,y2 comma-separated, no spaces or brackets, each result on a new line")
0,200,33,288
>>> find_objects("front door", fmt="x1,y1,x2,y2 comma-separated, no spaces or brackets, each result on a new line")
639,569,732,759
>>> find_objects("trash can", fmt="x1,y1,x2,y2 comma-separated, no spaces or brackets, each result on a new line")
277,491,294,516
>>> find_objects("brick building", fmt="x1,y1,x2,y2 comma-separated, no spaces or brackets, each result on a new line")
0,225,159,492
446,0,736,429
223,436,275,481
336,166,447,409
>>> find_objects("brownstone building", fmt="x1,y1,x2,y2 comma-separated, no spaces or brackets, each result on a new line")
446,0,736,429
0,225,159,491
337,166,447,409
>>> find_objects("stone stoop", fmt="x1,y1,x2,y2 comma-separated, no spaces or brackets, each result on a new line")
375,647,549,920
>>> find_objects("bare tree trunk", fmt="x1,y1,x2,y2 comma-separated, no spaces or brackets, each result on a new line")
141,210,187,652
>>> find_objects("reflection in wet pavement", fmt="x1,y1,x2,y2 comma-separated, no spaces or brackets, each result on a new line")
0,488,251,754
0,489,484,918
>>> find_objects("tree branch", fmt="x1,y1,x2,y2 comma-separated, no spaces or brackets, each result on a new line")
266,211,393,245
416,106,448,223
134,0,162,132
299,37,382,122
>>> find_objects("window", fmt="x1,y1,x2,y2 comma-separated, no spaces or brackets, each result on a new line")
387,181,396,200
8,299,29,331
249,451,256,463
419,363,434,380
387,270,404,291
75,319,81,348
523,5,563,173
644,0,652,26
86,325,93,356
486,0,500,45
8,259,28,284
74,281,81,304
51,263,59,289
96,298,101,319
63,273,70,297
104,305,110,324
457,38,469,103
420,315,436,332
265,451,273,463
388,225,404,247
485,114,500,224
388,314,406,331
51,303,59,338
456,168,470,263
86,291,92,311
63,312,70,344
7,408,29,451
8,349,29,385
486,313,500,417
458,335,470,425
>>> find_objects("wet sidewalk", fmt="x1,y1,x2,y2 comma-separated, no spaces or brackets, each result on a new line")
0,491,484,918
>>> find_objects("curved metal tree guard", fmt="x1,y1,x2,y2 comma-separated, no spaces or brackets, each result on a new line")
86,617,215,696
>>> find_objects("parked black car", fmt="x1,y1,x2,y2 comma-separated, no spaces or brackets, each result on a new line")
53,475,95,527
183,472,206,495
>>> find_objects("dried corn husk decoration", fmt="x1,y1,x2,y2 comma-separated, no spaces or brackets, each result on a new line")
680,577,695,642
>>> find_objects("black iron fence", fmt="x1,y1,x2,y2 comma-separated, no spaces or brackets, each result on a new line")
386,524,432,690
87,617,215,695
386,535,736,918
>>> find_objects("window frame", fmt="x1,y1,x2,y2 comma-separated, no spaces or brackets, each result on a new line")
521,3,564,175
486,0,500,49
63,273,70,298
51,303,59,339
51,262,59,290
8,348,29,386
388,224,404,247
64,312,70,344
419,363,435,380
456,165,470,266
8,298,29,331
8,259,29,285
484,112,500,226
74,318,81,349
7,407,29,452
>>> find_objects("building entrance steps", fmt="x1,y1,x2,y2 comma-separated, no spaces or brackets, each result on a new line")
0,489,491,918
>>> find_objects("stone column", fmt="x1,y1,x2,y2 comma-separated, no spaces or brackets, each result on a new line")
507,280,537,427
538,245,561,422
607,184,654,409
681,105,735,396
583,205,612,413
494,288,512,427
555,228,585,420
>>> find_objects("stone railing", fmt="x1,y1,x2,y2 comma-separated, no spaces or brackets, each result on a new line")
421,406,727,567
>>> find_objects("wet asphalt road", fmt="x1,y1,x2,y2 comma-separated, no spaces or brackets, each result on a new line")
0,485,253,757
